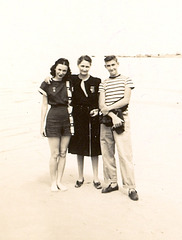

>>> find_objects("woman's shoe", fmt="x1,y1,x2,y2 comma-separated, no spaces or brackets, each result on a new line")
93,181,102,189
75,179,84,188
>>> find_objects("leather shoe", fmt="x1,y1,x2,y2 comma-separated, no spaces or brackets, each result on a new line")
93,181,102,189
101,184,119,193
128,189,139,201
75,179,84,188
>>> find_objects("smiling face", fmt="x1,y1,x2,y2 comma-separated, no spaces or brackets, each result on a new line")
78,60,91,76
54,64,68,80
105,59,119,77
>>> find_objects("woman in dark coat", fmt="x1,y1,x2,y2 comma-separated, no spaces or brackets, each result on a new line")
68,55,102,189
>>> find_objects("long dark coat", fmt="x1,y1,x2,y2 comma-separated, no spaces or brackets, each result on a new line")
68,75,101,156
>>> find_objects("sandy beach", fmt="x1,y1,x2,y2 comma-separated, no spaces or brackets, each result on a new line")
0,78,182,240
1,0,182,238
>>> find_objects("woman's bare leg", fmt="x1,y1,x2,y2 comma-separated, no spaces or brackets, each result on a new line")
77,155,84,181
57,135,71,191
91,156,99,182
91,156,102,189
48,137,60,191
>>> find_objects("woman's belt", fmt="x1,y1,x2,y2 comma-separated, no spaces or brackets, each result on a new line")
51,104,67,108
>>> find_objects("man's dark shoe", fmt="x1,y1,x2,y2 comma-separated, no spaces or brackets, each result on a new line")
128,189,139,201
101,184,119,193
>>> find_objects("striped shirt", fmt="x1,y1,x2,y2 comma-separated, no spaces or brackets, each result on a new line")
99,74,135,106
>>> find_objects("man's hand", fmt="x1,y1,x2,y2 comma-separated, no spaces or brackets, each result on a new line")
100,106,110,116
110,114,124,128
44,76,52,84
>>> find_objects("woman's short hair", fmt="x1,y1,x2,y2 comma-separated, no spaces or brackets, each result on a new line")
50,58,71,81
104,55,118,63
77,55,92,65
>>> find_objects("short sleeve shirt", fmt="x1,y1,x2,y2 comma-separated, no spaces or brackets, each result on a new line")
99,74,135,106
39,80,68,106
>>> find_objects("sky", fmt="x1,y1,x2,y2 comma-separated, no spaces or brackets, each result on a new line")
0,0,182,85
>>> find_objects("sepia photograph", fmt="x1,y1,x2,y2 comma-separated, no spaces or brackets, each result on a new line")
0,0,182,239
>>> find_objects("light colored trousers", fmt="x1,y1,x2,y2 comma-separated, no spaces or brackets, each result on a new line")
100,113,136,189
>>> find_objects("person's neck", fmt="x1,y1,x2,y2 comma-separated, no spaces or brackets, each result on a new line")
109,73,120,79
53,77,63,81
78,73,90,81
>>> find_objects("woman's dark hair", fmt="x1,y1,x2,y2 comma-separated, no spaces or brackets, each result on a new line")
77,55,92,65
50,58,71,81
104,55,118,63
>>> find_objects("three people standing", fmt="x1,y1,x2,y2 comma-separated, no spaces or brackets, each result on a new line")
39,55,138,200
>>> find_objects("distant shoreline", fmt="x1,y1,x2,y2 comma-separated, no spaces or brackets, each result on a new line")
118,54,182,58
90,54,182,58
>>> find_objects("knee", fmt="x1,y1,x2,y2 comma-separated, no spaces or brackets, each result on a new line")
51,151,60,159
60,151,67,158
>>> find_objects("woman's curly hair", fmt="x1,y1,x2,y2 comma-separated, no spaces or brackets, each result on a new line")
50,58,71,81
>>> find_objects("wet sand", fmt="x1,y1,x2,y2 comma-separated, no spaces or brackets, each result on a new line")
0,85,182,240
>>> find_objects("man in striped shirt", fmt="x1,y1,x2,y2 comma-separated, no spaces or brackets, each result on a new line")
99,55,139,201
